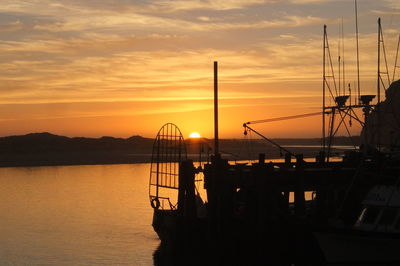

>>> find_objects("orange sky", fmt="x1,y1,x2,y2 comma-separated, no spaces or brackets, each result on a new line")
0,0,399,139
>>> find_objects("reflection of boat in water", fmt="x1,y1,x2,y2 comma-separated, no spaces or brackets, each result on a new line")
315,185,400,264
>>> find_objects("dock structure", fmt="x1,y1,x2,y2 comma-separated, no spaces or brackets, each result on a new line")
152,28,400,260
168,151,400,264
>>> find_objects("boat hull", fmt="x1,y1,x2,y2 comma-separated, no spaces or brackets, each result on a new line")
152,209,179,242
314,229,400,264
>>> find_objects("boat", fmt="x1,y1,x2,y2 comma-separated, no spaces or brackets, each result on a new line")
148,123,207,243
314,184,400,264
148,13,400,264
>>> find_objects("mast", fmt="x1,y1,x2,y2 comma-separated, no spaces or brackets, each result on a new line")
355,0,361,104
214,61,219,156
322,25,327,155
377,18,381,151
338,26,341,96
342,18,346,96
377,18,381,105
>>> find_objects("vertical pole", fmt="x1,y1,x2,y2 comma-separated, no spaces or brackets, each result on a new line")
355,0,361,104
342,18,346,96
377,18,381,151
349,83,352,107
322,25,326,157
214,61,219,156
294,154,305,218
338,23,341,96
156,136,160,198
377,18,381,105
338,57,341,96
327,108,336,162
178,162,185,215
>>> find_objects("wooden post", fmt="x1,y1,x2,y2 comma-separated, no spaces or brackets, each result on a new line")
178,162,186,217
258,153,265,165
178,160,196,219
294,154,305,218
257,154,266,233
284,153,291,167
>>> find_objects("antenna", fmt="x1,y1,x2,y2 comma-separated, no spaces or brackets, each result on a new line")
338,18,346,96
338,23,341,96
355,0,361,104
342,18,346,96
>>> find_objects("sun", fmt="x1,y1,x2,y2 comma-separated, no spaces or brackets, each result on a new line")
189,132,201,138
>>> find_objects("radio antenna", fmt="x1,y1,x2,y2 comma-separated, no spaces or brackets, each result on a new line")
338,23,341,96
342,18,346,96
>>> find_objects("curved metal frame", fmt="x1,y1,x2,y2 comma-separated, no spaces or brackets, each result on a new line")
148,123,187,210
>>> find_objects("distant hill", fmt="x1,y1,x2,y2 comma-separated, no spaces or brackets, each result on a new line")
0,132,154,167
0,132,153,153
0,132,360,167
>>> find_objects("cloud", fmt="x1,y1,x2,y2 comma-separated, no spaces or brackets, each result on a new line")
288,0,343,4
371,9,400,15
0,20,24,32
0,0,396,137
152,0,274,11
0,28,383,105
191,15,337,31
28,12,334,35
383,0,400,9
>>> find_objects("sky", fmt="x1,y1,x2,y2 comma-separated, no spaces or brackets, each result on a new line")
0,0,399,139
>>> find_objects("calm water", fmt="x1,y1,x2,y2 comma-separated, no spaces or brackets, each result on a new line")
0,164,159,265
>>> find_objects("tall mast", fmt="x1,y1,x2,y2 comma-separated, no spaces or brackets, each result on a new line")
213,61,219,156
342,18,346,96
322,25,327,155
377,18,382,152
377,18,381,105
355,0,361,104
338,23,341,96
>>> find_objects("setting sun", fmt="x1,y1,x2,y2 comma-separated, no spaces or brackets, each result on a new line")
189,132,201,138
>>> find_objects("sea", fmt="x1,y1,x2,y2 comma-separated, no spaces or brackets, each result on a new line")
0,151,349,265
0,164,160,265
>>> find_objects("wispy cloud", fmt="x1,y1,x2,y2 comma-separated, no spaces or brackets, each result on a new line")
0,0,397,137
383,0,400,10
288,0,344,4
372,9,400,15
0,20,24,33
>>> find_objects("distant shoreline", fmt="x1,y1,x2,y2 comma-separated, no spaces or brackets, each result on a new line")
0,132,359,168
0,148,352,168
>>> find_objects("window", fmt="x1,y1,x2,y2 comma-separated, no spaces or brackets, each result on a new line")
378,208,397,226
361,207,380,224
394,218,400,230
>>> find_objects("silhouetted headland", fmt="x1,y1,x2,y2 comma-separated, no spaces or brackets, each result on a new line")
0,132,359,167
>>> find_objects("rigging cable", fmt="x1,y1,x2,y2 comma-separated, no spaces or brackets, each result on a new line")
393,34,400,82
245,111,321,125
